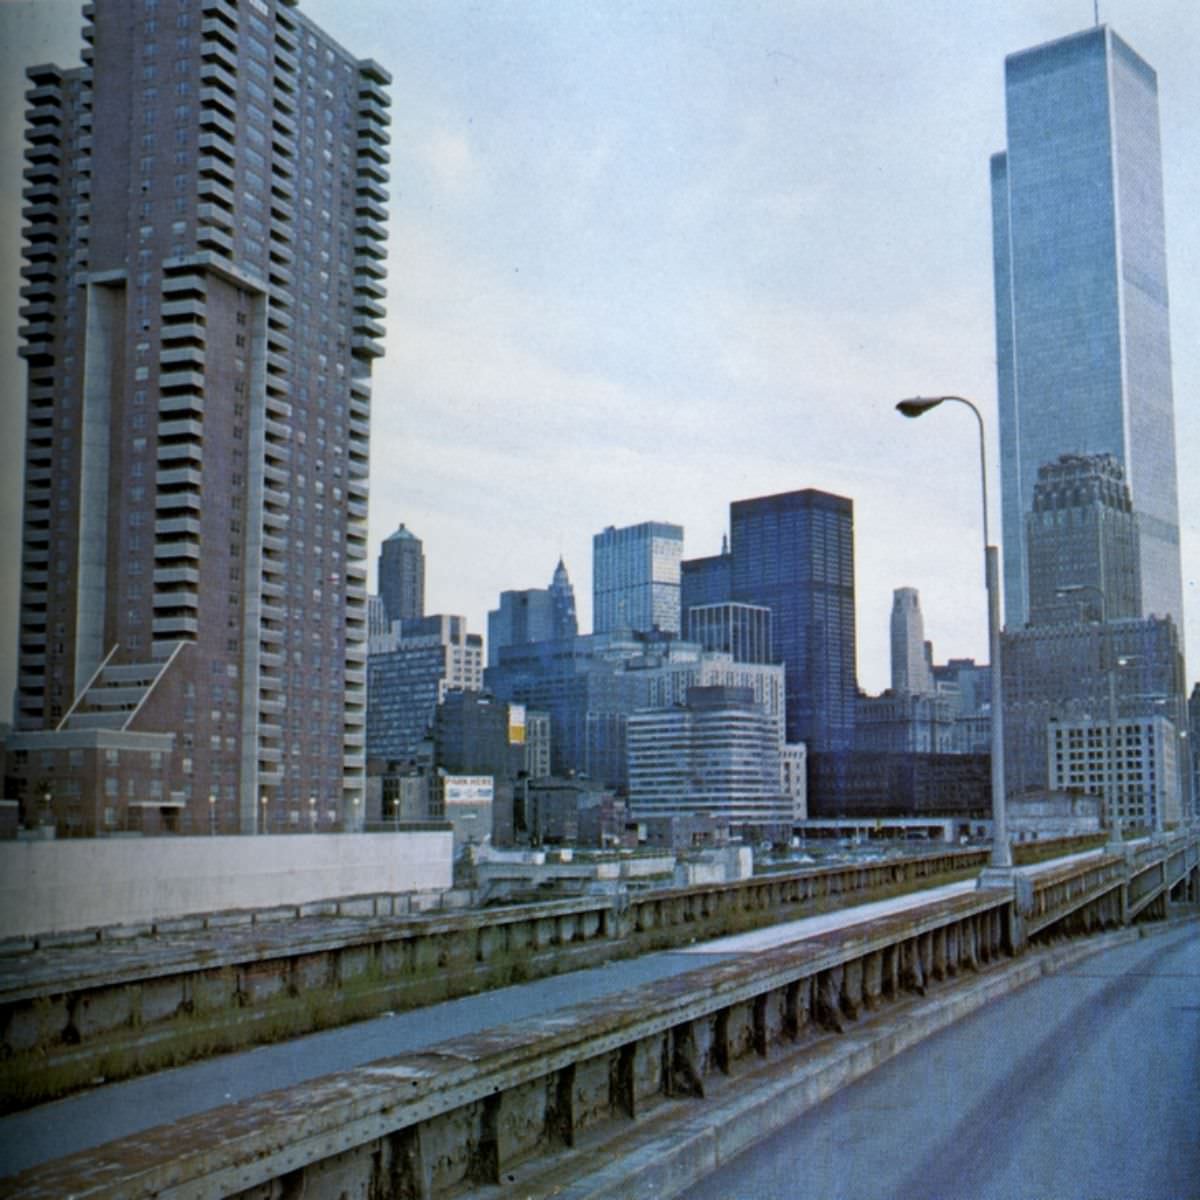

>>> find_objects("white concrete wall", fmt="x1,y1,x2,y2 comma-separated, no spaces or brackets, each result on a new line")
0,832,454,940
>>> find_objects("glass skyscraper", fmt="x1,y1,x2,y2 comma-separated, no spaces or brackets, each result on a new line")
592,522,684,636
991,26,1182,634
730,489,856,752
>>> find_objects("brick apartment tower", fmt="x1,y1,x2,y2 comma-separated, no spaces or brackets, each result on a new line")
13,0,391,834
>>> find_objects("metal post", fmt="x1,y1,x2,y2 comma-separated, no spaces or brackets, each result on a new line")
985,545,1011,867
895,395,1012,880
1106,652,1123,851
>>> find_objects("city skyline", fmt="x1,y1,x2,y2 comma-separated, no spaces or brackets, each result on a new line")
3,1,1198,708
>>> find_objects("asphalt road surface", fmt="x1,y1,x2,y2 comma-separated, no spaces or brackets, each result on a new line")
683,921,1200,1200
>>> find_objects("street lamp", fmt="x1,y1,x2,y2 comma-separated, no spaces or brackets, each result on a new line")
208,792,216,836
897,394,1012,875
1054,583,1124,850
260,793,269,835
309,794,317,833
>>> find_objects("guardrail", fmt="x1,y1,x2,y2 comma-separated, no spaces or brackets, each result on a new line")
0,839,1050,1105
5,890,1013,1199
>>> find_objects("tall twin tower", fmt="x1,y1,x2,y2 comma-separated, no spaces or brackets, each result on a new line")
991,26,1183,634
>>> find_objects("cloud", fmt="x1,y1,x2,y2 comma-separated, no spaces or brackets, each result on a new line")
416,126,482,199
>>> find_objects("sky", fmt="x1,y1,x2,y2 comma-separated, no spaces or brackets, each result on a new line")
1,0,1197,711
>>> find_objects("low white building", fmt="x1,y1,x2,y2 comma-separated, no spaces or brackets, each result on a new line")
628,686,791,825
1048,713,1183,831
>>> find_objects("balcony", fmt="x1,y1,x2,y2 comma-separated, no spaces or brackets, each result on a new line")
161,298,207,321
154,536,201,559
156,467,203,489
159,411,205,437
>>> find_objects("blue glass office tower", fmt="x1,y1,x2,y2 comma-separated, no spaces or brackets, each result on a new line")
991,27,1182,633
730,490,856,751
593,522,684,636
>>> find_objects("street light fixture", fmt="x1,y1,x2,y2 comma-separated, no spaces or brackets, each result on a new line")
309,794,317,833
260,793,269,835
896,395,1012,876
208,792,216,836
1054,584,1123,850
1055,582,1175,844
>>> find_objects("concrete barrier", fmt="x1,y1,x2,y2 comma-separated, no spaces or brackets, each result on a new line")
0,831,454,940
0,835,1122,1109
0,888,1025,1199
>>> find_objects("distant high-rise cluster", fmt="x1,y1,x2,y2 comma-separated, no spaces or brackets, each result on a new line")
487,558,578,667
10,0,390,835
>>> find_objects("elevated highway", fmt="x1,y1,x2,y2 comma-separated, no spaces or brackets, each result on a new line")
4,830,1196,1198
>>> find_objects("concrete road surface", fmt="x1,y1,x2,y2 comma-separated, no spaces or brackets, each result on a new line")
683,921,1200,1200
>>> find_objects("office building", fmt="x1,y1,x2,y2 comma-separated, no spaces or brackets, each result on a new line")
487,558,578,667
1048,713,1182,831
686,602,773,665
366,616,482,765
890,588,934,695
931,658,992,754
1025,454,1141,626
681,538,731,617
992,26,1182,631
377,524,424,626
730,489,856,751
1001,616,1185,809
855,691,958,755
10,1,389,834
433,690,549,782
807,751,991,825
549,557,578,644
627,686,791,826
593,522,683,636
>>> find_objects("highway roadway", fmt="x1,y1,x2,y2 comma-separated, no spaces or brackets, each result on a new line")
683,920,1200,1200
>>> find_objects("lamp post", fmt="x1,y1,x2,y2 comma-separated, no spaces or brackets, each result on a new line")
1054,583,1124,850
260,793,269,835
897,395,1011,875
208,792,216,836
309,794,317,834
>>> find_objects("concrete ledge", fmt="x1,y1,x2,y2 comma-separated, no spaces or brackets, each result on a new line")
496,926,1155,1200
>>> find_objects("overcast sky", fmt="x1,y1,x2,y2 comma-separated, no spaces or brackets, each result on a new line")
1,0,1197,711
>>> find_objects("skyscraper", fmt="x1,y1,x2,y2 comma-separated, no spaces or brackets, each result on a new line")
377,524,425,626
366,615,483,765
11,2,390,834
592,522,683,636
1025,454,1141,626
890,588,934,695
730,489,856,751
681,537,731,619
488,558,578,667
991,26,1182,632
549,557,577,642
